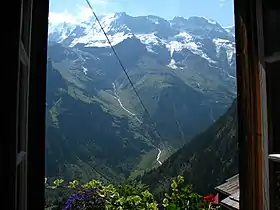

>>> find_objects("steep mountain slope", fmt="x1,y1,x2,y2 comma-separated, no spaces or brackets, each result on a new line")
45,13,237,182
45,45,218,181
46,59,160,182
141,99,238,196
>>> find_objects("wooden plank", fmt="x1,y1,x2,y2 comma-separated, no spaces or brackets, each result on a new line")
254,0,270,207
215,176,240,195
226,174,239,182
230,191,240,202
221,196,240,210
259,64,270,210
234,0,270,209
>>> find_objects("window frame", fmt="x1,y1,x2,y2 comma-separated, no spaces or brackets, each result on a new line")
7,0,278,209
234,0,280,209
8,0,49,209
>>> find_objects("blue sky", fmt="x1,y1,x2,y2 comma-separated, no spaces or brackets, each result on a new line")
49,0,234,27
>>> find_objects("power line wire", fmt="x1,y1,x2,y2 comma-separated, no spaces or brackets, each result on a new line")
85,0,172,157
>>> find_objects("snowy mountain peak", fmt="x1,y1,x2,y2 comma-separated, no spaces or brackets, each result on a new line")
48,13,231,40
171,16,219,27
188,16,218,25
48,13,235,67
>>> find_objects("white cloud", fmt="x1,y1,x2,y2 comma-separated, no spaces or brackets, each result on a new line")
48,10,77,24
48,0,110,25
48,6,94,25
76,5,93,21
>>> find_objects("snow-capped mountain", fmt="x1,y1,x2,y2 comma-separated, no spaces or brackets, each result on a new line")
48,12,235,68
47,12,237,111
46,13,238,181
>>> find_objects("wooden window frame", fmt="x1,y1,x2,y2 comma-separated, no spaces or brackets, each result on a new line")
16,0,33,209
234,0,280,209
257,1,280,209
7,0,278,209
7,0,49,209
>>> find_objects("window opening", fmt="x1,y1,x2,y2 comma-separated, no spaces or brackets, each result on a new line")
44,0,243,209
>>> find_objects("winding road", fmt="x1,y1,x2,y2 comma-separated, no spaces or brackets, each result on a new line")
112,83,162,165
156,148,162,165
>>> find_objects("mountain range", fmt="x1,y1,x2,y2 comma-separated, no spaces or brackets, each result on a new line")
45,12,237,183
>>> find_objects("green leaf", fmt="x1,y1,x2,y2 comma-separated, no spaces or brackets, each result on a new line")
116,197,125,205
68,180,79,188
162,198,169,207
147,202,158,209
132,195,142,205
177,175,184,184
165,193,171,199
171,180,178,190
53,179,64,187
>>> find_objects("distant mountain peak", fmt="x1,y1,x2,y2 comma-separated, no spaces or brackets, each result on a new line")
48,12,235,62
187,16,218,25
171,16,218,25
98,12,129,20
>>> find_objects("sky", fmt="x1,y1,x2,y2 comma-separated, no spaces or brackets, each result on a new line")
49,0,234,27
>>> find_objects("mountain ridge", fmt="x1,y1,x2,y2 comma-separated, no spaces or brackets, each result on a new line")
48,13,235,58
46,13,237,184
